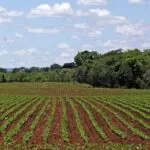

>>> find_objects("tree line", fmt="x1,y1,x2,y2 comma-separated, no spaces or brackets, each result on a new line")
0,49,150,89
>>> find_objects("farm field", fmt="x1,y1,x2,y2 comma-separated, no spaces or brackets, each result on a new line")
0,83,150,149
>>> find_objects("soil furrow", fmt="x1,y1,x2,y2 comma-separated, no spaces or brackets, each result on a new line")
92,101,150,145
48,100,63,144
113,101,150,123
73,99,102,143
84,100,122,142
101,101,150,134
13,101,45,144
29,101,52,145
0,98,35,126
66,101,83,145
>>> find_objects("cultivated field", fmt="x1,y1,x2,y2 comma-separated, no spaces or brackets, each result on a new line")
0,83,150,149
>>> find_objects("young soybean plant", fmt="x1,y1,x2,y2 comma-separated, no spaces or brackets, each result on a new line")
111,99,150,119
0,96,31,121
81,97,127,138
0,98,38,134
0,96,24,113
61,100,69,143
23,100,49,144
43,99,57,143
4,98,43,144
94,99,150,140
70,100,88,143
74,98,107,140
102,99,150,129
121,99,150,113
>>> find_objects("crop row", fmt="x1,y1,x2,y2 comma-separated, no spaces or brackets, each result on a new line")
114,98,150,113
0,96,150,145
0,96,28,113
0,98,39,134
3,98,44,143
110,99,150,119
23,100,49,144
79,97,127,138
95,97,150,129
0,97,34,121
91,97,150,140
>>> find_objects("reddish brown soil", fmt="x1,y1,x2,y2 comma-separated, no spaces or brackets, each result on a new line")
0,100,39,144
128,103,150,113
48,99,63,144
1,100,39,134
0,98,36,126
83,101,122,143
0,103,17,114
101,101,150,134
29,101,53,145
113,102,150,123
0,133,3,144
13,101,45,144
66,101,83,145
73,99,102,144
1,96,150,146
92,100,150,145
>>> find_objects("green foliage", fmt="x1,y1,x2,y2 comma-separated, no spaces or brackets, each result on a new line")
43,100,56,142
100,98,150,129
61,100,69,142
70,100,88,143
75,98,107,140
23,100,48,144
74,51,99,66
2,49,150,89
94,97,150,140
81,97,127,138
4,99,42,143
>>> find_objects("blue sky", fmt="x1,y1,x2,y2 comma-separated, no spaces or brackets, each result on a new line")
0,0,150,68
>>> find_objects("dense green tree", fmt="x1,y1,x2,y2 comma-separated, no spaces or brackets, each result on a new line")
143,70,150,88
74,51,99,66
2,49,150,89
62,62,76,68
0,68,7,73
0,73,6,82
50,64,61,70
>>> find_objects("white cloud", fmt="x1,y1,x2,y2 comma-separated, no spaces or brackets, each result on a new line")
80,44,95,50
58,43,71,50
76,10,89,17
0,17,12,23
15,33,24,38
128,0,144,4
74,23,89,30
103,40,127,47
60,52,70,58
0,50,8,57
75,9,128,27
0,37,14,44
27,3,73,18
14,48,39,56
97,16,128,26
26,27,61,34
101,40,133,51
0,7,23,17
88,30,103,37
116,23,149,36
109,16,128,25
0,7,23,24
55,52,73,64
77,0,107,5
89,9,111,18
